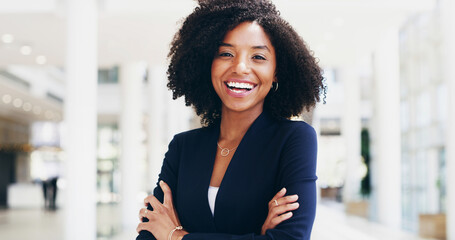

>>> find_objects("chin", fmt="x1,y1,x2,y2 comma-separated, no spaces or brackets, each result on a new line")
223,102,263,114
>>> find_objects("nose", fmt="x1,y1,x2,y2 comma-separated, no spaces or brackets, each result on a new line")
233,56,250,74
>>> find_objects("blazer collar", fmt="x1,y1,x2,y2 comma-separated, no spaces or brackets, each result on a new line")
208,110,277,228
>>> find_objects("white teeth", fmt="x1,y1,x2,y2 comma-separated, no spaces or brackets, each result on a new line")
226,81,254,90
231,89,244,93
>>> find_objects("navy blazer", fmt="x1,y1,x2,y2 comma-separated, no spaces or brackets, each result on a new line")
137,111,317,240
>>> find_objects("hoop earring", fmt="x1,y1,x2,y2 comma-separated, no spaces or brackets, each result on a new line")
272,82,279,92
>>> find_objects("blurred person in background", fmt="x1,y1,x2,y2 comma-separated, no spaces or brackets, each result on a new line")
136,0,325,239
41,159,61,210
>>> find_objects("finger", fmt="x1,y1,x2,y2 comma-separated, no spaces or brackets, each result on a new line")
269,188,286,207
270,212,293,227
271,202,299,217
139,208,145,220
145,195,162,212
139,207,150,222
275,194,299,206
144,194,155,207
138,208,152,220
136,222,148,233
144,193,158,207
143,193,155,207
272,188,286,201
160,180,173,207
136,222,153,233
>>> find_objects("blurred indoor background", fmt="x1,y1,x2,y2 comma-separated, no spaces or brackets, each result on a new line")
0,0,453,239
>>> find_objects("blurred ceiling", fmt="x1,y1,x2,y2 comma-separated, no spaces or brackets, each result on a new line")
0,0,436,68
0,75,62,123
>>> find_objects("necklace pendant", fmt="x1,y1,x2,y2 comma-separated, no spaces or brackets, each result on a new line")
220,148,230,157
217,142,237,157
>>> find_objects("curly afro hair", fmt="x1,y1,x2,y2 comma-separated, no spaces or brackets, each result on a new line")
167,0,326,127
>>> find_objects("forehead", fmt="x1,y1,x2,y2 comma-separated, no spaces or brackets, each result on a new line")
222,21,274,48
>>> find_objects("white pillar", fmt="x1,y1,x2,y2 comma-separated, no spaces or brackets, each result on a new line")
371,26,401,229
441,0,455,238
64,1,97,240
147,65,167,191
166,85,191,141
119,62,146,230
341,67,362,202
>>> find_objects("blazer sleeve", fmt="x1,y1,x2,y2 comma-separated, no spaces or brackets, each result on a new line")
136,135,181,240
181,123,318,240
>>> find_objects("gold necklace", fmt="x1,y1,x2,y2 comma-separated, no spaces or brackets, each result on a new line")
217,142,237,157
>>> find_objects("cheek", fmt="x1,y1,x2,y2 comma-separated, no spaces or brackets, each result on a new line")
211,59,223,76
210,61,223,95
210,62,218,85
259,67,276,85
211,60,229,85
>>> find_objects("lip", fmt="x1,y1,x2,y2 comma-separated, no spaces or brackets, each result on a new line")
223,79,257,98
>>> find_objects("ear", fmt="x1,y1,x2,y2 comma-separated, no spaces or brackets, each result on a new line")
271,77,277,89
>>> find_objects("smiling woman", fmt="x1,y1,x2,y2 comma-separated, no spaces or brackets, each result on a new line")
211,21,276,116
136,1,325,240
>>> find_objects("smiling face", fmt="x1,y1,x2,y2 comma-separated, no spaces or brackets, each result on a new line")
211,21,276,116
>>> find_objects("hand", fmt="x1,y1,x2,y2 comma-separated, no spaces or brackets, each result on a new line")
136,181,189,240
261,188,299,235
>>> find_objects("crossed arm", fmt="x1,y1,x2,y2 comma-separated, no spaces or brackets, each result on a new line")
136,124,317,240
136,180,300,240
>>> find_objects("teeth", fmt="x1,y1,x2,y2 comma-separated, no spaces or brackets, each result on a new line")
231,89,244,93
226,81,254,90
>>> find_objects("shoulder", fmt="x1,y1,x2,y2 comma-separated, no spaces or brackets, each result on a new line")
273,119,318,160
277,120,318,176
162,127,215,159
172,126,215,143
276,118,317,139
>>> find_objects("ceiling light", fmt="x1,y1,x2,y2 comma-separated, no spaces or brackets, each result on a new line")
45,110,54,119
2,94,12,104
13,98,23,108
2,34,14,43
36,55,47,65
20,45,32,55
33,106,42,115
23,102,33,111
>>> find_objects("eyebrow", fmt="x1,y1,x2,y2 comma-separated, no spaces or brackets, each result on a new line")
220,42,271,53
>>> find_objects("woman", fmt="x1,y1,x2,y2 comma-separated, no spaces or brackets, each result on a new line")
136,0,325,239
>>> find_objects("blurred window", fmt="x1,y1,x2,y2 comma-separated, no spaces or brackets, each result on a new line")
438,148,446,213
400,101,409,132
0,70,30,89
31,122,61,148
46,92,64,104
98,66,119,84
436,84,447,124
320,118,341,136
97,124,120,203
416,92,431,127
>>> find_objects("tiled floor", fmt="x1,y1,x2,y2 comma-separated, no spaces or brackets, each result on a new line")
0,202,435,240
311,202,435,240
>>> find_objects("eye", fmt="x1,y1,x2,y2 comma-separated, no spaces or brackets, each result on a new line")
253,55,266,61
219,52,233,57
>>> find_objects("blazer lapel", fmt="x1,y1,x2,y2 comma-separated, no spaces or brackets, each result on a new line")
177,124,219,232
214,111,276,233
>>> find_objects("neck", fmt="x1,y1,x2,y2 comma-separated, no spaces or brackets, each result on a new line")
219,107,263,142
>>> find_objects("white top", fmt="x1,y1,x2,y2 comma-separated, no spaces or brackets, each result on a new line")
208,186,219,216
